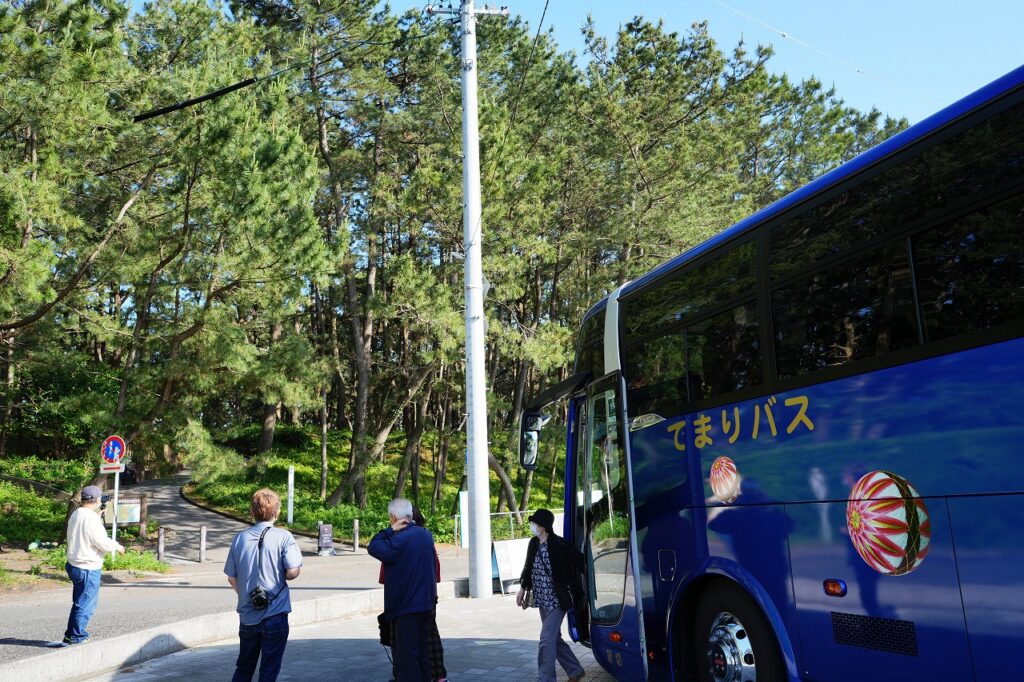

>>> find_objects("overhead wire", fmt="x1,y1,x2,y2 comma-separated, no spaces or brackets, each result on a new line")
132,23,440,123
710,0,881,82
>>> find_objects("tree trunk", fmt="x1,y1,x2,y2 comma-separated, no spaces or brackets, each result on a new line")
489,453,522,523
0,335,15,457
547,446,559,504
431,434,449,516
320,386,329,501
393,405,414,500
520,469,534,512
257,322,284,456
326,363,433,507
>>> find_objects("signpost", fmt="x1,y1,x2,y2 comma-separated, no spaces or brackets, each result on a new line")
100,435,127,558
317,522,335,557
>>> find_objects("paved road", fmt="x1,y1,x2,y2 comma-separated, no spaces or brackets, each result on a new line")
85,595,617,682
0,474,468,666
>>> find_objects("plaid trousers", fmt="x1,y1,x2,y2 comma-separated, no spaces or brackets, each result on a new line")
390,609,446,681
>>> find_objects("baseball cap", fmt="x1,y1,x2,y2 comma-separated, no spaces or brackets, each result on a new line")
528,508,555,530
81,485,103,501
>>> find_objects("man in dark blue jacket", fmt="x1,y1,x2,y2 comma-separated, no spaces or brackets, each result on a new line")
368,498,438,682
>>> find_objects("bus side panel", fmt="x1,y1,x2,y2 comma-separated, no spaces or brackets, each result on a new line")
628,412,699,679
789,499,972,680
947,494,1024,680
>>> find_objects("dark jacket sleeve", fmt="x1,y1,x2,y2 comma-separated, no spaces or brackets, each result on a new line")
549,535,583,611
520,536,539,588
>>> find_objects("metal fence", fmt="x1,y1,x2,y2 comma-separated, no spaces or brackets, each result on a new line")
452,509,536,546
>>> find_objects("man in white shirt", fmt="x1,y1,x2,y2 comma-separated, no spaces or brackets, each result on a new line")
63,485,124,645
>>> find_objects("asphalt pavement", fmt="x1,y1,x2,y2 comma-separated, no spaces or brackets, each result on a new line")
0,474,468,668
83,594,617,682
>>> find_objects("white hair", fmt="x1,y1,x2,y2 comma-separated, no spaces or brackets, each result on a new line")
388,498,413,520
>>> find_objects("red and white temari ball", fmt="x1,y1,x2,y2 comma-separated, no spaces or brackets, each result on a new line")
709,456,739,500
846,470,931,576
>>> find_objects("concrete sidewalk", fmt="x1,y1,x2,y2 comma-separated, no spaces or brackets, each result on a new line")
0,473,469,672
85,595,617,682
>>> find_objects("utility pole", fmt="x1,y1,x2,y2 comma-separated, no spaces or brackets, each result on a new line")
426,0,508,599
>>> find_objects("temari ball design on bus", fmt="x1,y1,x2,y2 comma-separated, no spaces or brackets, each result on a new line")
709,456,740,501
846,470,931,576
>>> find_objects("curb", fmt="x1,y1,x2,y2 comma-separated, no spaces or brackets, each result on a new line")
1,579,470,682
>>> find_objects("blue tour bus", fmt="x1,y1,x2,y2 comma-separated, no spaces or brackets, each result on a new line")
518,64,1024,681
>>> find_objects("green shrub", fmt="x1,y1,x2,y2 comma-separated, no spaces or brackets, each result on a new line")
0,456,92,492
0,482,66,545
105,549,170,573
32,544,168,573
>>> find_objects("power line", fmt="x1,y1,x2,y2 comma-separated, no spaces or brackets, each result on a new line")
710,0,881,82
507,0,550,129
132,25,440,123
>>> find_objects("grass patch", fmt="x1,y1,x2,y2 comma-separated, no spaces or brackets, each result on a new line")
32,545,170,574
189,425,566,544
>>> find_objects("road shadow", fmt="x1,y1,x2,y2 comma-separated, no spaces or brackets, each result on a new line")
94,635,611,682
0,637,54,648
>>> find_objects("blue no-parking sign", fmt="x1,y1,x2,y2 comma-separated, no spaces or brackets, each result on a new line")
100,435,126,472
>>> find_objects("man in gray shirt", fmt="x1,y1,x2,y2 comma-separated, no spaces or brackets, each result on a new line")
224,488,302,682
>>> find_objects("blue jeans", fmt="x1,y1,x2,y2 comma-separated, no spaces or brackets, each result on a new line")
232,612,290,682
64,562,101,643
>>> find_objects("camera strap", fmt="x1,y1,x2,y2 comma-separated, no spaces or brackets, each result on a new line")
255,527,279,604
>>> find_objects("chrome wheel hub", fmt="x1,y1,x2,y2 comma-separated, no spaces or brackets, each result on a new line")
705,611,756,682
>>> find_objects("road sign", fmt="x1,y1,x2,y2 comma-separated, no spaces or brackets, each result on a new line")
100,434,128,558
101,435,126,464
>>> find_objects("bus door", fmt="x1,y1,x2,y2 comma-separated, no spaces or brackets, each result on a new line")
567,393,591,645
583,373,648,679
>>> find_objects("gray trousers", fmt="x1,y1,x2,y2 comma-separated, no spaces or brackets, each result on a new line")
537,606,584,682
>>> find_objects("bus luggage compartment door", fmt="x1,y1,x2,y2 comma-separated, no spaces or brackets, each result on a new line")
788,499,971,680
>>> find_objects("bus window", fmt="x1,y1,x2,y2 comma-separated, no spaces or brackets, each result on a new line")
625,329,686,417
912,193,1024,341
622,241,756,347
685,301,762,401
587,379,630,624
769,97,1024,279
772,239,919,378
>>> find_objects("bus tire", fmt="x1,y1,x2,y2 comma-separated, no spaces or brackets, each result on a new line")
692,581,785,682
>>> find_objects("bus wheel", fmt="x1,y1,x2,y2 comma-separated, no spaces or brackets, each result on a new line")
692,582,784,682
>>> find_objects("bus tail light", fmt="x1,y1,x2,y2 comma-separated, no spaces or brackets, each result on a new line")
823,579,848,597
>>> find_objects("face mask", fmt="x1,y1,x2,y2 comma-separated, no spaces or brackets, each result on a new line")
530,522,540,536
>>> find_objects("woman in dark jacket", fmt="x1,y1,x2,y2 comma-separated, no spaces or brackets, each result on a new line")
516,508,585,682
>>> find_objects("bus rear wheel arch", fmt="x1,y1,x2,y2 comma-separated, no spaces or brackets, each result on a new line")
684,579,785,682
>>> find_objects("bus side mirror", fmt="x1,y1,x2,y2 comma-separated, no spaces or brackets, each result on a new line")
519,409,544,471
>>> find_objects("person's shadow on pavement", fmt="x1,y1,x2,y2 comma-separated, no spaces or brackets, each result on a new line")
0,637,55,648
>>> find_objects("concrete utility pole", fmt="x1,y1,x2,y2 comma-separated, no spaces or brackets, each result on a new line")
426,0,508,599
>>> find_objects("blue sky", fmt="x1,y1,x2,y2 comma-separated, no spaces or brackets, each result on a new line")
399,0,1023,124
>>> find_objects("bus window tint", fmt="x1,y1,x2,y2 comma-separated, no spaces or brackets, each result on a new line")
685,302,762,400
625,330,686,416
770,98,1024,278
913,194,1024,340
587,386,629,624
772,241,918,378
622,241,756,345
575,310,605,377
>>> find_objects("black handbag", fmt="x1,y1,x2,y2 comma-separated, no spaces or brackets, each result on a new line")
377,612,392,647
